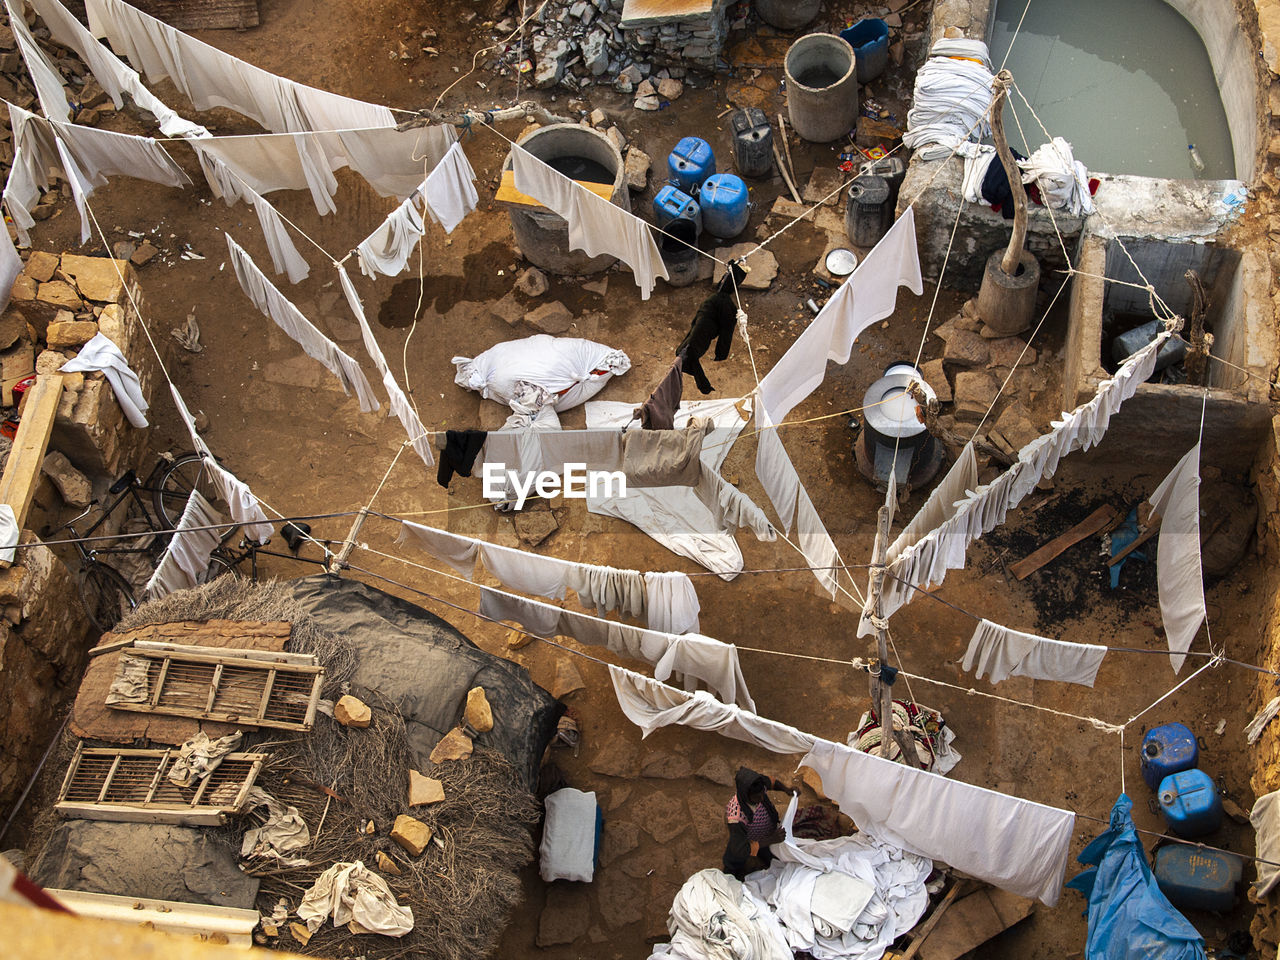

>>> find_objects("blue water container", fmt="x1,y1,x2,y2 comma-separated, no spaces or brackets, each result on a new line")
667,137,716,195
1153,845,1242,913
840,18,890,83
1158,769,1223,838
1141,722,1199,790
700,174,750,239
652,184,702,235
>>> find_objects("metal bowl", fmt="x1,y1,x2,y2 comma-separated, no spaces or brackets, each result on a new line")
825,248,858,276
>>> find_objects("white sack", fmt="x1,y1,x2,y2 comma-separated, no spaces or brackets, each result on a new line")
539,787,598,882
453,334,630,413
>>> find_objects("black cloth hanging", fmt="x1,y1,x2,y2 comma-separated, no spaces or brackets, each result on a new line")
677,261,747,394
436,429,487,487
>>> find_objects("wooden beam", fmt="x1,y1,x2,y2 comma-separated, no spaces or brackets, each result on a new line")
1009,504,1118,580
900,880,970,960
54,802,228,826
0,373,64,567
1108,515,1162,567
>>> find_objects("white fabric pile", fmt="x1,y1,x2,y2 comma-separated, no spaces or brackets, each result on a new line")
453,334,631,414
1019,137,1094,217
655,868,791,960
167,731,242,787
297,861,413,937
240,787,311,866
539,787,598,882
902,39,994,160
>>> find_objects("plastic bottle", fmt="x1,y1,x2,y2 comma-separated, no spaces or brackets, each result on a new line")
1188,144,1205,175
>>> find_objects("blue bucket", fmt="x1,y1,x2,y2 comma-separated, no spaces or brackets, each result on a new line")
840,18,889,83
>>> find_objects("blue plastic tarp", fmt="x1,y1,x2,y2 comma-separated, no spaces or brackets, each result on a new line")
1065,794,1206,960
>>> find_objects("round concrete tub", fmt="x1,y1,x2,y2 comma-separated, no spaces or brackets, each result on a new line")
502,124,629,276
755,0,821,30
784,33,859,144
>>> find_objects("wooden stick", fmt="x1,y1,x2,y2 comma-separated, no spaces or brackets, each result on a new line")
900,880,971,960
1009,504,1117,580
1108,515,1161,566
773,142,802,203
777,112,798,190
989,71,1029,275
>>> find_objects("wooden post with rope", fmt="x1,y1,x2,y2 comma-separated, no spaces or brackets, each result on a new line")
866,502,920,767
975,70,1041,336
1184,269,1213,387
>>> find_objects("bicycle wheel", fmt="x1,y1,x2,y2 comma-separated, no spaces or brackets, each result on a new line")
78,562,136,633
153,453,221,530
202,552,242,583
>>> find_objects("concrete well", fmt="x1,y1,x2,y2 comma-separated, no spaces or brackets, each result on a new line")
755,0,821,30
501,124,628,277
783,33,859,144
1063,232,1276,469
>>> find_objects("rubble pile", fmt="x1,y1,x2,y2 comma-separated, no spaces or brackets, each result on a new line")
486,0,740,100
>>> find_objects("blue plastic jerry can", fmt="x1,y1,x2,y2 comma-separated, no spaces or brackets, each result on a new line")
652,184,702,235
699,173,750,239
1141,722,1198,790
667,137,716,194
1158,769,1222,839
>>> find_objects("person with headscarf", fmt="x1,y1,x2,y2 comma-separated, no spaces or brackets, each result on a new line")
722,766,795,879
677,259,748,394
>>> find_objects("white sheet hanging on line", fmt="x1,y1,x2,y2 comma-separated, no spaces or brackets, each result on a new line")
336,266,434,467
168,384,274,543
610,666,815,754
0,222,22,316
143,489,223,597
423,140,478,233
869,332,1169,632
961,618,1107,687
60,332,149,427
192,135,337,216
476,584,754,709
511,145,667,299
356,189,425,279
395,521,478,576
756,208,922,426
4,0,71,120
26,0,209,138
643,571,701,635
199,151,308,282
800,737,1074,906
888,442,978,562
226,234,379,412
1148,442,1205,673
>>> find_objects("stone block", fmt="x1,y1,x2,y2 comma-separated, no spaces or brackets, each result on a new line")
713,244,777,289
408,769,445,806
375,850,402,875
942,329,990,367
953,371,999,422
802,167,845,207
10,275,37,301
624,146,650,190
333,694,371,727
514,266,549,297
35,281,82,310
22,251,58,282
464,686,493,732
524,301,573,334
45,320,97,349
514,508,558,544
429,726,473,763
41,451,92,507
657,77,683,100
390,814,432,856
59,255,133,303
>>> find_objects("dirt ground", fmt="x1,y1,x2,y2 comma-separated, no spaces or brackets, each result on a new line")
12,0,1274,956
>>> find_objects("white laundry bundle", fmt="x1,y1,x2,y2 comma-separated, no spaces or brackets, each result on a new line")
297,861,413,936
61,332,150,428
453,334,631,413
167,731,242,787
660,868,792,960
902,39,994,159
1019,137,1094,217
240,787,311,865
539,787,599,882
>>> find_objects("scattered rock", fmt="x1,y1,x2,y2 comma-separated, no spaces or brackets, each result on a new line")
930,316,959,342
130,242,158,267
581,277,608,296
961,298,979,319
10,275,36,301
603,785,632,811
641,752,692,779
953,371,1000,422
552,657,585,698
991,400,1039,450
59,255,129,303
954,314,983,333
35,281,82,310
23,251,58,282
464,686,494,732
489,290,524,327
713,244,778,290
514,508,558,545
589,739,640,778
289,922,311,945
111,241,136,262
589,107,607,128
986,337,1034,368
942,329,990,367
802,167,845,207
375,850,402,875
45,319,98,349
41,451,92,507
605,126,626,154
534,40,570,88
695,755,735,787
632,790,687,843
390,814,432,856
35,350,65,376
429,727,474,763
634,94,660,111
598,819,640,867
688,795,726,843
582,30,609,76
920,358,952,403
656,77,683,100
635,78,656,98
408,769,445,806
514,266,549,297
537,885,590,946
333,694,371,728
524,301,573,334
624,146,650,191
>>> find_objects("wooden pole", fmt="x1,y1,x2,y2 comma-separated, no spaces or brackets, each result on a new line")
0,373,64,568
989,70,1029,276
1184,269,1212,386
327,507,369,574
866,502,919,766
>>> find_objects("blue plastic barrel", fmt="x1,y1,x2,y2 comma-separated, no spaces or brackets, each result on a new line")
1158,769,1223,839
700,174,750,239
667,137,716,195
840,18,889,83
1141,723,1199,790
1153,845,1242,913
652,184,702,235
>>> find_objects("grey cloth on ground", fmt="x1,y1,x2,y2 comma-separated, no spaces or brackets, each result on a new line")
961,618,1107,687
240,787,311,865
297,860,413,936
622,419,708,487
226,234,379,412
168,731,244,787
106,652,150,704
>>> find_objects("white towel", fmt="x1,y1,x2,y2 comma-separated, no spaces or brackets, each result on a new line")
961,618,1107,686
396,520,479,577
144,489,223,597
1148,443,1206,673
423,141,478,234
60,332,149,428
643,570,700,634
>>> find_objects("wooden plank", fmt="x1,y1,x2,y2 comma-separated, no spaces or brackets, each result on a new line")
95,755,121,803
900,881,969,959
494,168,613,207
256,668,277,721
133,641,315,665
0,373,64,567
1108,515,1162,566
143,749,169,804
127,647,322,674
1009,504,1118,580
87,638,134,658
917,888,1034,960
149,656,170,707
130,0,259,30
57,742,85,802
303,673,324,730
205,663,224,713
54,802,228,826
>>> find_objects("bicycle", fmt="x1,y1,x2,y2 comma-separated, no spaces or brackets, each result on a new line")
206,520,340,582
47,451,215,632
